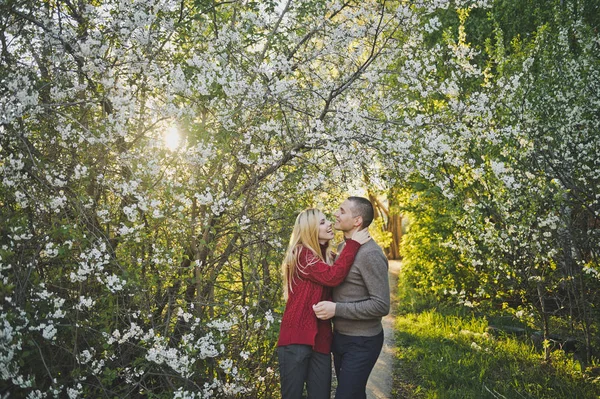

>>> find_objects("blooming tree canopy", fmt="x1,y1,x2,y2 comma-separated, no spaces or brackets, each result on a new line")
1,0,599,397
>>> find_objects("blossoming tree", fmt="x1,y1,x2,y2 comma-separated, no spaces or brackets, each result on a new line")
0,0,422,396
1,0,599,397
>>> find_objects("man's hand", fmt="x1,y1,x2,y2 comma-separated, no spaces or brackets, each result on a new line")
313,301,336,320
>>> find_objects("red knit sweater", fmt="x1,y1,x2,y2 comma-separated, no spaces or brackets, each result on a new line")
277,239,361,354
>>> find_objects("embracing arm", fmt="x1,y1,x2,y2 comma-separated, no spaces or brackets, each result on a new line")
298,240,361,287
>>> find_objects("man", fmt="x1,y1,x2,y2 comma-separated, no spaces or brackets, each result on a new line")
313,196,390,399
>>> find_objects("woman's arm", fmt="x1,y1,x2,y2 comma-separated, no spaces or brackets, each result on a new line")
297,240,361,287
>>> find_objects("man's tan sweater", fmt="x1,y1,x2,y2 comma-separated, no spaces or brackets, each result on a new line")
333,239,390,336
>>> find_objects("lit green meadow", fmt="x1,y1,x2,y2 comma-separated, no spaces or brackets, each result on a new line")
392,310,600,399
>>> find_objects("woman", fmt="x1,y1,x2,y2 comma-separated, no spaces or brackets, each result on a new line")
277,208,370,399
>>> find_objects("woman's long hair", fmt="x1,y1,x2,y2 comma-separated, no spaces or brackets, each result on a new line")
281,208,332,301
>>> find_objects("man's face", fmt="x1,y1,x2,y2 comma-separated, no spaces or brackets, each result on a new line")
334,199,359,232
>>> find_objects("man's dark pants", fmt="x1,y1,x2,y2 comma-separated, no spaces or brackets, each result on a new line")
332,330,384,399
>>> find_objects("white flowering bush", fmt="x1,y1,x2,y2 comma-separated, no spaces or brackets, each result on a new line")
0,0,438,396
394,0,600,363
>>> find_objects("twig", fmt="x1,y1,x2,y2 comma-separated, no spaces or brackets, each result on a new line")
482,383,508,399
32,339,54,385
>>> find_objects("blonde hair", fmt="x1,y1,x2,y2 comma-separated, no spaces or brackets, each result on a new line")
282,208,332,301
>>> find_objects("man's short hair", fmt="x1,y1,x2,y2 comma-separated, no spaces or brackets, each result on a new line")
347,196,374,229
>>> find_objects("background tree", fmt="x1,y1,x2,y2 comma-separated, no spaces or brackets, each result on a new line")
394,0,600,366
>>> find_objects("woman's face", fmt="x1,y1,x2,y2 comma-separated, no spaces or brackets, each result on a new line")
317,212,334,243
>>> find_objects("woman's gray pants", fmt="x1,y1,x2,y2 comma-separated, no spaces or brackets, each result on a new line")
277,344,331,399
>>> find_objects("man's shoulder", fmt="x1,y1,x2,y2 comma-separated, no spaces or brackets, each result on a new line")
357,239,385,254
355,240,387,263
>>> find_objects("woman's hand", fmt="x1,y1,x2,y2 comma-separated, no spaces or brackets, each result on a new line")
313,301,336,320
351,228,371,245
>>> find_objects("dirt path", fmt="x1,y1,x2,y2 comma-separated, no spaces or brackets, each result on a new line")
366,260,401,399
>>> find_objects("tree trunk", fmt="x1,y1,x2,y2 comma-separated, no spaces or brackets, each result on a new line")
537,283,551,362
367,190,403,260
387,212,402,260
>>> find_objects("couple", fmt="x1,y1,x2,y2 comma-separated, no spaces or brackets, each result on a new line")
277,197,390,399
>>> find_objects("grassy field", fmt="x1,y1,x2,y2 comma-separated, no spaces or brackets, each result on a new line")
391,308,600,399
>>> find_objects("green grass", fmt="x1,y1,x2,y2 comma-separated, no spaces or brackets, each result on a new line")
392,309,600,399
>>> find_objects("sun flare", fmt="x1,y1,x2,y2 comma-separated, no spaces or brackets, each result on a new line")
164,126,180,150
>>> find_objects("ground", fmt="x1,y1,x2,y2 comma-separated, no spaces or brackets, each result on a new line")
366,260,401,399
